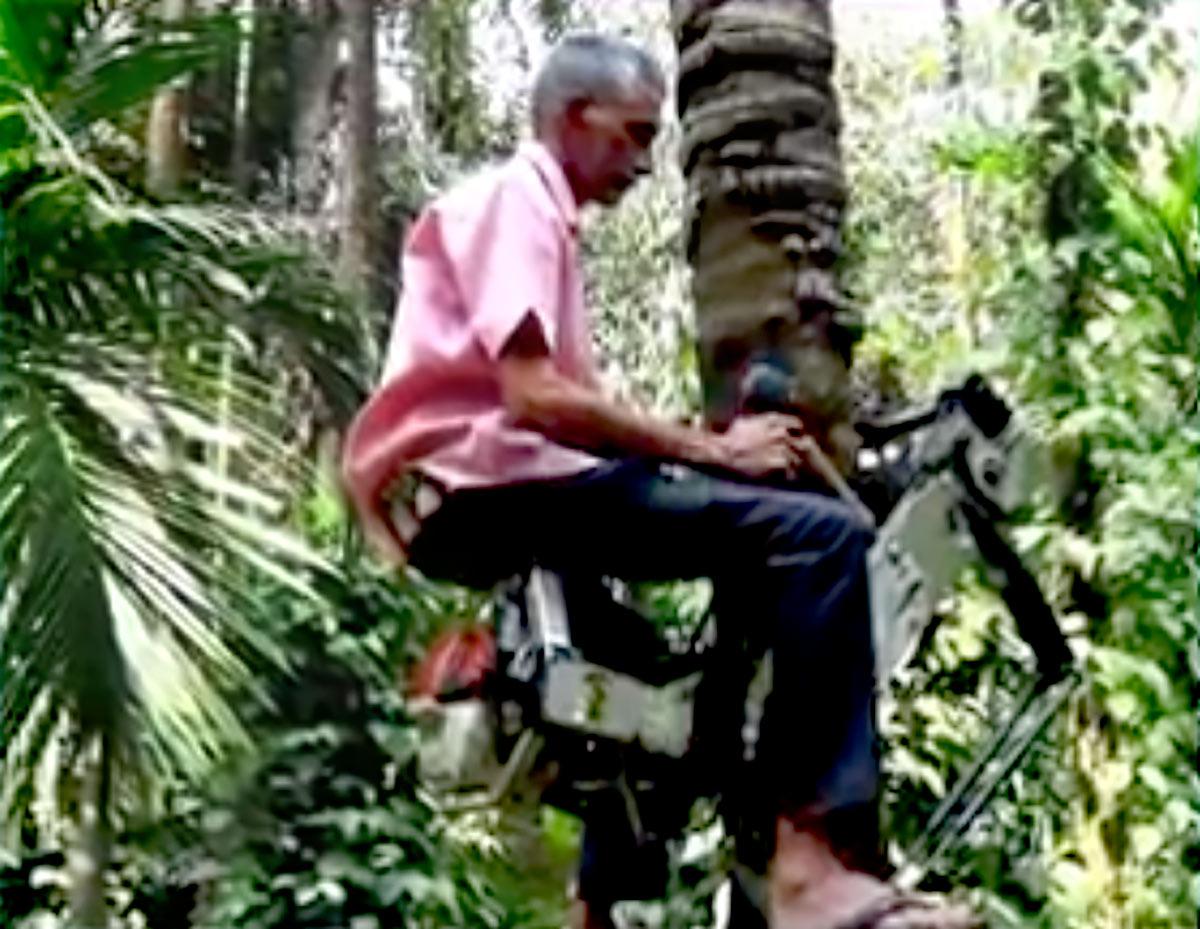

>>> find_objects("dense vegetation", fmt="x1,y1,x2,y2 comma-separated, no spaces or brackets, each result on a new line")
0,2,1194,928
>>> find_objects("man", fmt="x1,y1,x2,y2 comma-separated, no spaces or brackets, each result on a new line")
344,32,979,929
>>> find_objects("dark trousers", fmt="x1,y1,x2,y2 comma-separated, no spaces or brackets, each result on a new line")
409,459,881,901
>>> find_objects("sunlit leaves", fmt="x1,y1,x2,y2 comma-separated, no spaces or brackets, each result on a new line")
849,4,1196,925
0,0,365,852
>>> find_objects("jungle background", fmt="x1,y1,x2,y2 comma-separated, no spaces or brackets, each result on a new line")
0,0,1196,928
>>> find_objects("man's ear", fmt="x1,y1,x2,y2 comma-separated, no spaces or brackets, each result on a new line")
564,98,591,130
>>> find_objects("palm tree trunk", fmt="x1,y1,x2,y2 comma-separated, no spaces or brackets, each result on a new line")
942,0,964,90
291,0,343,213
230,0,258,196
67,733,114,929
146,0,190,195
673,0,861,471
341,0,379,294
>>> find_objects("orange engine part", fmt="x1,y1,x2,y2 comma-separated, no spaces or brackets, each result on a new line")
409,625,497,701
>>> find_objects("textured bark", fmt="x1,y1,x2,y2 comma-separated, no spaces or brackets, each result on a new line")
67,734,114,929
341,0,379,290
943,0,964,90
673,0,861,470
291,0,343,212
146,0,190,196
230,0,259,195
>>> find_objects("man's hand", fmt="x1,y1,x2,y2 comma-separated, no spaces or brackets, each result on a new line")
715,413,810,480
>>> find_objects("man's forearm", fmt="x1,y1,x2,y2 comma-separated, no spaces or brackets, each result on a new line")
508,375,725,468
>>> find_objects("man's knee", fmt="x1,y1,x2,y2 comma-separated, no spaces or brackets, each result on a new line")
765,495,875,646
770,493,874,567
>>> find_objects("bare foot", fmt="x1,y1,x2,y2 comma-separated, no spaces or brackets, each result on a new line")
769,818,980,929
771,868,980,929
770,864,888,929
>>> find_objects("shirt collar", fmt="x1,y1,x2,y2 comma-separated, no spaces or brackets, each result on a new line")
518,139,580,237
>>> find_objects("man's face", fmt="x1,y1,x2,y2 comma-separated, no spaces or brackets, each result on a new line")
563,86,662,206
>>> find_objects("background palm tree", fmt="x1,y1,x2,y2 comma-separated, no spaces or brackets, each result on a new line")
0,3,364,924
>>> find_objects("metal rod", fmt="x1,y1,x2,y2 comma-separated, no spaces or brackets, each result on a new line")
905,677,1045,862
895,673,1077,889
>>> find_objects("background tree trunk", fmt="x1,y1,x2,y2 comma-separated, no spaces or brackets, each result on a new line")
66,734,114,929
942,0,964,90
672,0,861,471
341,0,379,296
940,0,977,344
146,0,190,195
230,0,259,195
291,0,343,212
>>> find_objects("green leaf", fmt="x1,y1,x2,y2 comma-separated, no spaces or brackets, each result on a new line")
1104,690,1141,723
58,17,235,130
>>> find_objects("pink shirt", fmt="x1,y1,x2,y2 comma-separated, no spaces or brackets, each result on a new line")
342,141,601,555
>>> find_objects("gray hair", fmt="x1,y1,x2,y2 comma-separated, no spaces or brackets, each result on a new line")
531,33,665,131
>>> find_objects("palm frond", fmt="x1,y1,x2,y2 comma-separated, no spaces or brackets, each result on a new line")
2,167,366,414
0,1,86,93
57,11,235,133
1096,127,1199,402
0,335,344,835
0,0,368,846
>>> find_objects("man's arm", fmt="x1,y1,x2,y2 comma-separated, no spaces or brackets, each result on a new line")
498,313,808,480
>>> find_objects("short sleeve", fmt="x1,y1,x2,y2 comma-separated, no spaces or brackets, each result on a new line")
438,175,564,360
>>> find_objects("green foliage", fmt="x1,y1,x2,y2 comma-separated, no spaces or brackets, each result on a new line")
847,5,1197,926
585,127,701,421
2,3,1193,928
27,550,523,929
1007,129,1198,929
409,0,502,159
195,568,503,929
0,0,364,879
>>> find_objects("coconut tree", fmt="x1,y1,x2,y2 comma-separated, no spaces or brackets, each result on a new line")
0,3,363,924
670,0,874,906
672,0,861,469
